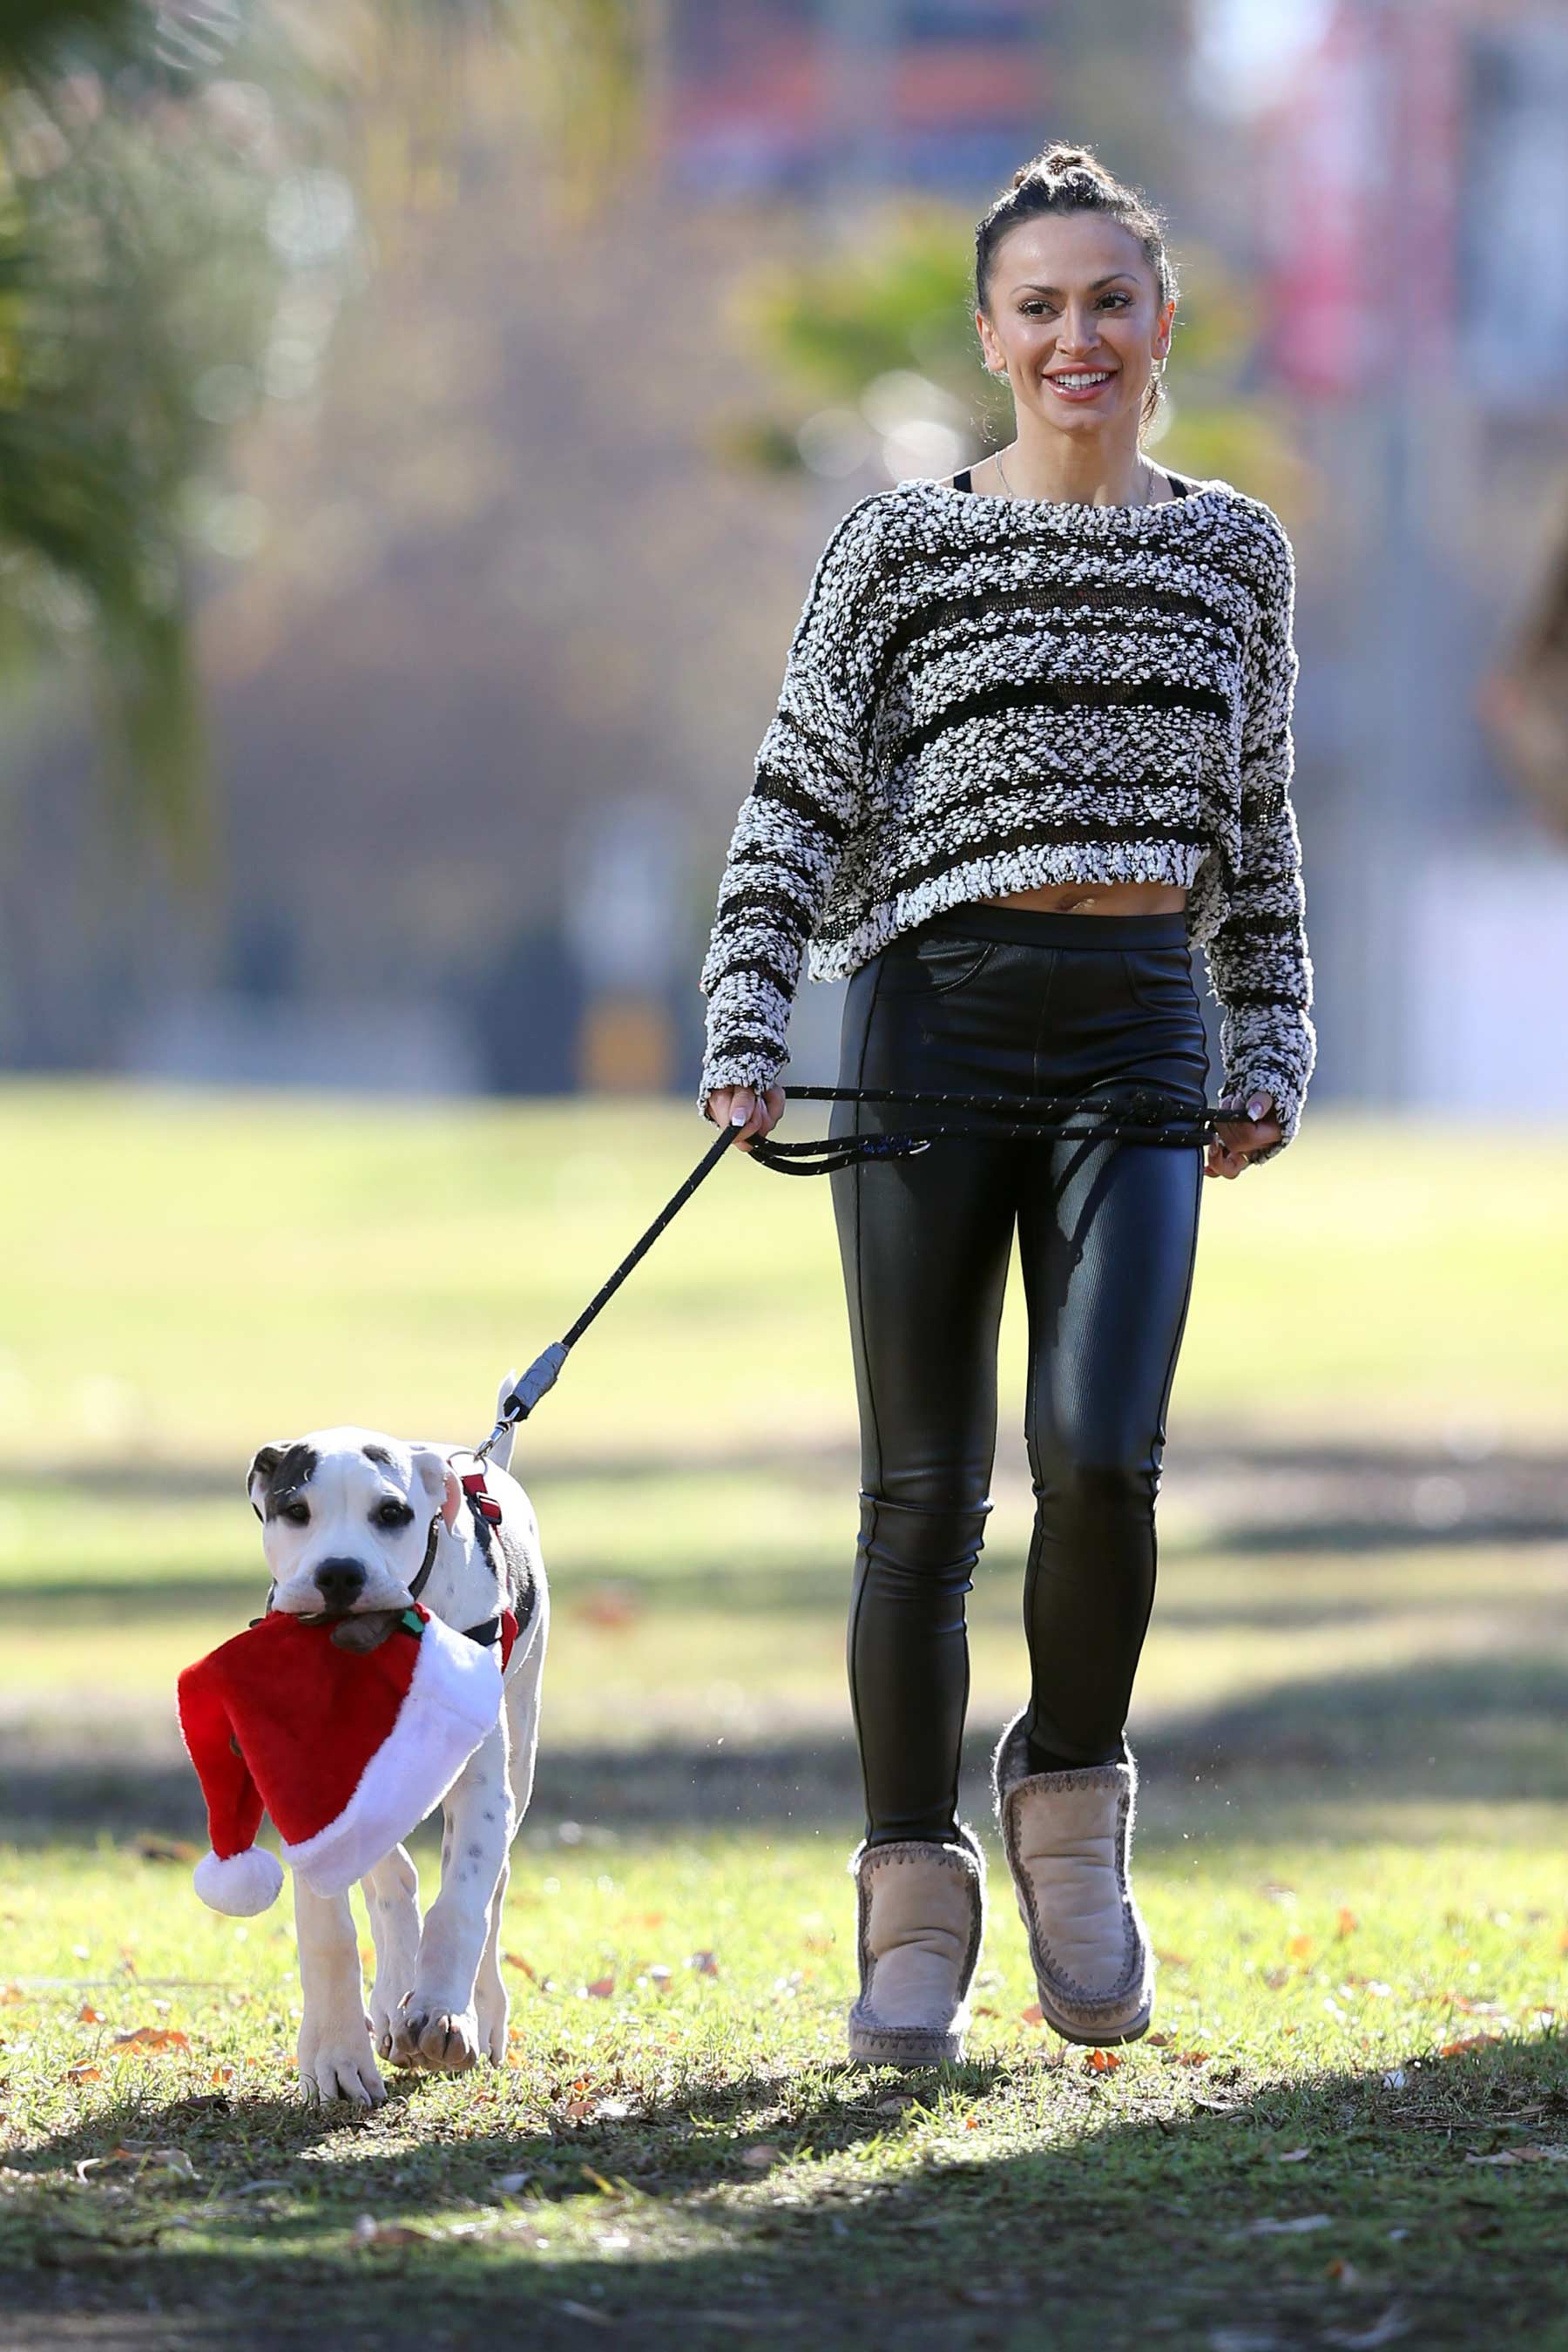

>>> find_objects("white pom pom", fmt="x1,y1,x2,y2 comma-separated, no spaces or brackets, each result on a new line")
193,1846,284,1916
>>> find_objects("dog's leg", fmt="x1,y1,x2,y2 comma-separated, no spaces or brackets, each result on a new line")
392,1722,514,2073
362,1844,422,2065
294,1876,384,2107
475,1598,550,2062
474,1855,511,2064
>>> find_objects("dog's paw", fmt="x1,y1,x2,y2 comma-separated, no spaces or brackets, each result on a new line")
475,1987,510,2065
368,1997,408,2065
392,2002,482,2072
298,2023,386,2108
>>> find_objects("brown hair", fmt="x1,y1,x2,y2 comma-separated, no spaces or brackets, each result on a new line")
974,142,1179,439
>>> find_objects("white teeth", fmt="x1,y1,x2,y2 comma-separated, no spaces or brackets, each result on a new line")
1051,372,1111,388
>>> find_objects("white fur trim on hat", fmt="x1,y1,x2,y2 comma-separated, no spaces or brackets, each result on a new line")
280,1612,502,1898
193,1845,286,1916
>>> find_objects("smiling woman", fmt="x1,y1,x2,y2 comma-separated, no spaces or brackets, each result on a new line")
696,135,1315,2079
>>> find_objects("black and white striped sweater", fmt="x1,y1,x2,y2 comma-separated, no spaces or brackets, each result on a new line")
696,468,1315,1165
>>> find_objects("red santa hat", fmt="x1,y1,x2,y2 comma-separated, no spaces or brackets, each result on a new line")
176,1604,503,1916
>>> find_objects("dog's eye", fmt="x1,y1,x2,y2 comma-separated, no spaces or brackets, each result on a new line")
280,1502,310,1526
374,1501,415,1529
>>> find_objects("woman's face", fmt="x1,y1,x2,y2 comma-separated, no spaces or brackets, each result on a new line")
976,211,1173,442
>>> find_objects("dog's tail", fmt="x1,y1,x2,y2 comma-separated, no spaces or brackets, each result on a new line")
490,1369,520,1474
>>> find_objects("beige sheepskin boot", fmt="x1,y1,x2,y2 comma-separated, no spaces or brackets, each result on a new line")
991,1709,1154,2046
846,1826,986,2067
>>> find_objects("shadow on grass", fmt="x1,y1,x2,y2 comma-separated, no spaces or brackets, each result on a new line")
8,1650,1568,1848
3,2038,1567,2349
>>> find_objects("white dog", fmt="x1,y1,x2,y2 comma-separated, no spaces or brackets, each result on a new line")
246,1378,548,2105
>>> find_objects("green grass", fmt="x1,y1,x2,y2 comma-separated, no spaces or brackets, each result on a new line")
3,1832,1568,2348
3,1081,1567,2348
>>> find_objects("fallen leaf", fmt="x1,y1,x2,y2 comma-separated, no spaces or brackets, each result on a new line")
353,2214,427,2248
77,2004,105,2025
1335,1909,1359,1939
1084,2048,1121,2074
584,1977,614,2000
1020,2004,1044,2026
503,1953,537,1981
1176,2050,1211,2067
1275,2147,1312,2164
687,1951,720,1977
0,1987,24,2006
64,2063,101,2085
564,2098,594,2121
1440,2034,1499,2058
1288,1935,1315,1963
1145,2031,1174,2048
112,2027,190,2053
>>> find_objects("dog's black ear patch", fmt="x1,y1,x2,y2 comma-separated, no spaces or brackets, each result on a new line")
248,1441,318,1521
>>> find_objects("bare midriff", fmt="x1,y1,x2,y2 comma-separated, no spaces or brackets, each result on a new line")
974,880,1188,915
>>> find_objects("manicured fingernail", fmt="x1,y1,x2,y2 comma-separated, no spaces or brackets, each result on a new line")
731,1106,748,1125
1247,1097,1267,1120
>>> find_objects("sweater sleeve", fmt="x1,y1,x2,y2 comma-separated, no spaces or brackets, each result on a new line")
695,497,883,1114
1200,510,1317,1167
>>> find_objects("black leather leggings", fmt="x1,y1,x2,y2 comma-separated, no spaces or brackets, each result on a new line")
827,902,1208,1845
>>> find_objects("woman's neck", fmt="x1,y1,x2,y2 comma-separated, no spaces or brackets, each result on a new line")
984,436,1159,509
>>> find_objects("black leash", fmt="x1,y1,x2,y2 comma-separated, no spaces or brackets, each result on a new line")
469,1078,1227,1459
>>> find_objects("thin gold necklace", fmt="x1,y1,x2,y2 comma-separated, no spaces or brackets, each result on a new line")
994,443,1159,508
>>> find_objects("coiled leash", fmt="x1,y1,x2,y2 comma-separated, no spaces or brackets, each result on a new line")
469,1078,1228,1463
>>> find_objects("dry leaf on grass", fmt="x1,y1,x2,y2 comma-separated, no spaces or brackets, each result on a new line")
584,1977,615,2000
687,1951,720,1977
112,2027,190,2053
503,1953,537,1981
353,2215,428,2249
1084,2049,1121,2074
76,2005,105,2025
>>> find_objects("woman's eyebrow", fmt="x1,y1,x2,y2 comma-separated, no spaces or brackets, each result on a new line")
1013,273,1136,294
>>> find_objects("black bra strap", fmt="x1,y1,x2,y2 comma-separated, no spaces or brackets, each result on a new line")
952,463,1191,499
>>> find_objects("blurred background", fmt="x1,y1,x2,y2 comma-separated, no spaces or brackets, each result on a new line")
4,0,1568,1111
3,0,1565,1843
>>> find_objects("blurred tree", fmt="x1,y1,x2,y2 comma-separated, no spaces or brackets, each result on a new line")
0,0,650,868
721,193,1308,522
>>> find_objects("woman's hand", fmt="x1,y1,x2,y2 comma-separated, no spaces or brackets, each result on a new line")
704,1083,787,1152
1204,1089,1280,1179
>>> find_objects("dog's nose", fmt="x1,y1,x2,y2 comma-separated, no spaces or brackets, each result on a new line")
314,1558,367,1612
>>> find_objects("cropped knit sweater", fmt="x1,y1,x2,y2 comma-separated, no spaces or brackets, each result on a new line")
696,467,1315,1166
